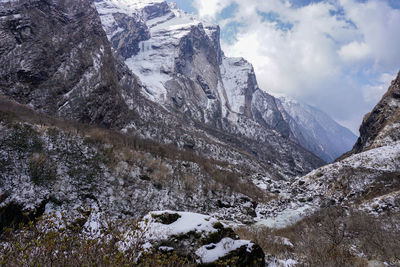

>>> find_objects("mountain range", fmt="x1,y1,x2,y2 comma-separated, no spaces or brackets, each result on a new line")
0,0,399,265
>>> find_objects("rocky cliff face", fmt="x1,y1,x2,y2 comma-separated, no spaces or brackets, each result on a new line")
0,0,132,127
348,71,400,155
94,0,361,167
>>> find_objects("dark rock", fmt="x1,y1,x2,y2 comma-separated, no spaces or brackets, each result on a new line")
216,200,231,208
0,199,47,232
139,175,150,181
202,242,265,267
111,13,150,59
153,182,162,190
0,0,131,128
151,212,181,225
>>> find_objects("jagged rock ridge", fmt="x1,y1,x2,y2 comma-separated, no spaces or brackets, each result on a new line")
347,71,400,155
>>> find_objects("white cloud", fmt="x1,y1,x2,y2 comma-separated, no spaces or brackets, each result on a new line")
363,73,395,104
338,41,371,62
193,0,400,134
192,0,233,19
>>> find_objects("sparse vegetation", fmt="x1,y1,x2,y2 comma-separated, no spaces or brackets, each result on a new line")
2,123,43,153
28,153,57,185
0,214,196,267
0,97,268,204
236,207,400,266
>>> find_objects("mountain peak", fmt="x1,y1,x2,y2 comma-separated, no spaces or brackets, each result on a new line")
277,96,358,162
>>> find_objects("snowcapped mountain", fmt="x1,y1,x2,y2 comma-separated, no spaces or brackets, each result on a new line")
0,0,324,231
277,97,358,162
94,0,359,165
94,0,324,171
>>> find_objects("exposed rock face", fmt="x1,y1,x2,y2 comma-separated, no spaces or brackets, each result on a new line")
220,57,291,138
251,90,291,138
0,0,131,127
221,57,256,119
110,12,150,59
348,71,400,155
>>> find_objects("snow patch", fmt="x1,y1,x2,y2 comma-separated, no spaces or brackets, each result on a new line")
143,210,222,240
195,237,253,263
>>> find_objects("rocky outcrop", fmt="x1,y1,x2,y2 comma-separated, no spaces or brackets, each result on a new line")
140,211,265,266
251,90,292,138
346,71,400,156
0,0,131,127
110,13,150,59
220,57,290,138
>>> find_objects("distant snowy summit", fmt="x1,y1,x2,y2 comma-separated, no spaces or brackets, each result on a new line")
277,96,358,162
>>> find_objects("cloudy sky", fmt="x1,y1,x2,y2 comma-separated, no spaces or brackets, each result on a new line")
167,0,400,134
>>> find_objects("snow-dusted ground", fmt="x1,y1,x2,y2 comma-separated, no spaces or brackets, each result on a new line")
85,210,260,264
252,140,400,229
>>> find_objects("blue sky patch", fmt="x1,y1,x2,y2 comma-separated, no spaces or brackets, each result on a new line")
257,11,294,31
220,21,245,44
218,2,239,20
166,0,197,14
288,0,325,8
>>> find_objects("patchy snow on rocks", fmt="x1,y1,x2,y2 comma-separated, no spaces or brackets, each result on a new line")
195,237,253,263
142,210,221,240
120,210,265,265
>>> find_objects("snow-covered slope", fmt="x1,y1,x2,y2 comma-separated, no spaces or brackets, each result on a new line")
277,97,358,162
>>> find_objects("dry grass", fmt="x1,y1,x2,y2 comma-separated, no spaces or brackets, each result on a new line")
236,207,400,266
